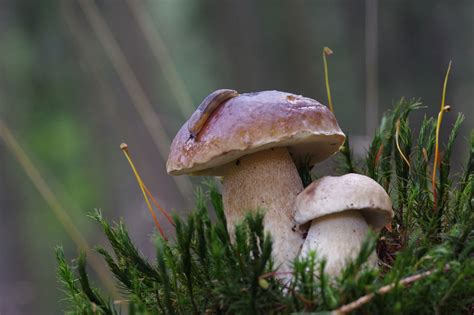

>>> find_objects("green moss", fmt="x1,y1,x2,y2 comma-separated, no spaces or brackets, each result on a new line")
56,99,474,314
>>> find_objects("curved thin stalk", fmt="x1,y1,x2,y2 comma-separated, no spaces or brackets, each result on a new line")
432,61,452,208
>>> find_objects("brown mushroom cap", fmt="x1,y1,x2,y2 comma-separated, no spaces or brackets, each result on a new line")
295,174,393,230
167,90,345,175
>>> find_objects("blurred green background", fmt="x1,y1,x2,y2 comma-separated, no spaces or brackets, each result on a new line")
0,1,472,313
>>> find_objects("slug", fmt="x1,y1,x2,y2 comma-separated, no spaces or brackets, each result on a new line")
187,89,239,140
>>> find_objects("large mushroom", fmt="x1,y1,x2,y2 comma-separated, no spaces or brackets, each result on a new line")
295,173,393,275
167,90,345,271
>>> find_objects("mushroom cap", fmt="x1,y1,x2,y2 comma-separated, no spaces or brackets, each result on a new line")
295,174,393,230
167,90,345,175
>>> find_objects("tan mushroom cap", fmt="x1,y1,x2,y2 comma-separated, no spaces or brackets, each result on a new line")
295,173,393,230
167,90,345,175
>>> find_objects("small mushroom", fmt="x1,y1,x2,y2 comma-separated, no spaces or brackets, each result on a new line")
295,174,393,276
167,90,345,271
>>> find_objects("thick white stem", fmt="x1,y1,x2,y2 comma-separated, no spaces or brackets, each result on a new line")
300,210,377,276
222,147,304,272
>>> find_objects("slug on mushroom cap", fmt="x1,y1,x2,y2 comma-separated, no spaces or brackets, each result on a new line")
295,173,393,276
167,89,345,271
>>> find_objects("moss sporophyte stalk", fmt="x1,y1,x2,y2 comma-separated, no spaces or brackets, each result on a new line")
120,143,174,239
322,46,334,113
432,61,452,210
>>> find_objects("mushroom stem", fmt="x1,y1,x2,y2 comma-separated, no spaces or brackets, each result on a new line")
222,147,304,271
300,210,377,276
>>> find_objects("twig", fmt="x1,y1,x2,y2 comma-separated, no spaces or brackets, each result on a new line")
259,271,293,279
332,267,446,314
